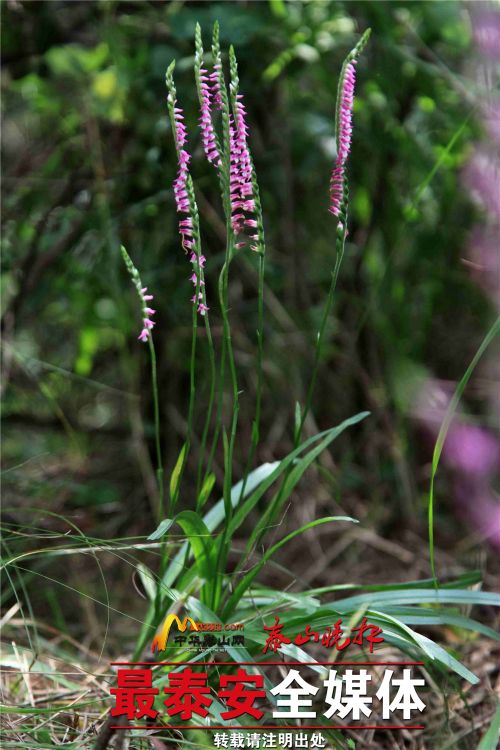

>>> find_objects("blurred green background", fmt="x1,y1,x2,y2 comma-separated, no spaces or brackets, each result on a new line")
2,1,497,639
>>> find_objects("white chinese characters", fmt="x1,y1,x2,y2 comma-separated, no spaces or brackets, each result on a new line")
270,668,425,720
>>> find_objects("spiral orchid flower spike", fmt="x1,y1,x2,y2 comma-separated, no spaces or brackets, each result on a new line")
120,246,156,341
165,61,209,317
330,29,371,244
297,29,370,443
120,245,164,518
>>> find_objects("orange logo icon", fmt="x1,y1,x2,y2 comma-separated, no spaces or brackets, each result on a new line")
152,614,199,653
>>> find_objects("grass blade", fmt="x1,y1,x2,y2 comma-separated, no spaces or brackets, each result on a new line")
428,315,500,579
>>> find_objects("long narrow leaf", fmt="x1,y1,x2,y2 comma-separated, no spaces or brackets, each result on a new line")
476,702,500,750
223,516,357,618
428,316,500,578
230,412,369,537
161,462,279,588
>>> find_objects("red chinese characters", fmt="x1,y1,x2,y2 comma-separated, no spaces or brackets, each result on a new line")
262,616,292,654
110,669,159,720
218,668,266,720
351,617,384,653
262,617,384,654
110,661,426,726
164,667,213,719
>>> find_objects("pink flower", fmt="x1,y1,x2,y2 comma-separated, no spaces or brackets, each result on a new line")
166,73,210,317
472,9,500,61
209,62,223,110
170,104,201,271
188,252,209,316
136,287,156,342
484,102,500,145
229,97,258,245
444,424,500,478
338,63,356,162
329,61,357,218
199,67,221,168
465,226,500,310
173,106,187,148
190,272,205,286
173,149,192,224
329,165,345,218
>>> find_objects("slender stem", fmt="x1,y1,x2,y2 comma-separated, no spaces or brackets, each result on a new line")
238,251,265,502
187,303,198,444
147,337,164,522
230,236,345,588
217,241,240,519
195,314,217,503
212,230,239,611
205,322,226,482
297,241,344,442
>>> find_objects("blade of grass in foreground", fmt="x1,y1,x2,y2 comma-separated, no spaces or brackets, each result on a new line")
476,702,500,750
222,516,358,618
428,315,500,581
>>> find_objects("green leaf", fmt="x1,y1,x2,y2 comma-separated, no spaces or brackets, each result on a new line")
184,595,279,704
381,608,500,641
136,562,158,601
230,412,369,538
294,401,302,442
223,516,357,618
197,472,216,512
169,442,187,508
476,702,500,750
368,609,479,684
161,462,279,588
222,428,231,520
147,518,174,541
428,316,500,579
173,511,216,605
75,327,99,376
330,588,500,611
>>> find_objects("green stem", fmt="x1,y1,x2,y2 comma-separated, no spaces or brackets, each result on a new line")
169,259,204,518
238,251,265,502
187,303,198,445
147,337,164,522
196,314,217,503
218,253,239,517
229,235,345,591
212,232,239,611
297,242,344,442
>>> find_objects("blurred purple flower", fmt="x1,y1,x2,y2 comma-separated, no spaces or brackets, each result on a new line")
443,423,500,478
484,101,500,145
455,481,500,549
465,225,500,309
411,378,456,430
462,149,500,222
472,8,500,61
